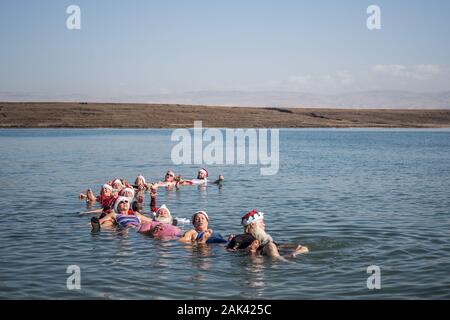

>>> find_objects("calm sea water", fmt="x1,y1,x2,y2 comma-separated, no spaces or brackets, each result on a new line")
0,128,449,299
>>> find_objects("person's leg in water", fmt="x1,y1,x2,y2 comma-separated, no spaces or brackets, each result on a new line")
98,211,107,219
90,213,115,231
86,189,96,202
91,217,100,232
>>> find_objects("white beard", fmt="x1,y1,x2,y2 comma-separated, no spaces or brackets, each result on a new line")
155,216,172,224
251,224,273,244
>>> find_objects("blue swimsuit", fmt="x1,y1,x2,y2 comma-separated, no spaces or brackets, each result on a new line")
196,231,227,244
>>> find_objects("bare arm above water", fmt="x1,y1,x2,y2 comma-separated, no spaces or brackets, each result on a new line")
179,229,198,243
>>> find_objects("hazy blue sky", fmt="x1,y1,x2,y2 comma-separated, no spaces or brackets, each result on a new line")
1,0,449,101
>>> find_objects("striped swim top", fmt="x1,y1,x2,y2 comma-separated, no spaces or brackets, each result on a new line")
116,214,140,228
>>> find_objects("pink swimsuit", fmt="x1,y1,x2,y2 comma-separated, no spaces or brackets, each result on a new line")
138,221,182,239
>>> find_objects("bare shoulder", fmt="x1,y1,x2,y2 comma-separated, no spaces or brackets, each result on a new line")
179,229,198,242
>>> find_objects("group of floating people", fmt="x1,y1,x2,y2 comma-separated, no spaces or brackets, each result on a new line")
79,168,309,260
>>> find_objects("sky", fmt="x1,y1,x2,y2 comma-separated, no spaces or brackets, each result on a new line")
0,0,449,103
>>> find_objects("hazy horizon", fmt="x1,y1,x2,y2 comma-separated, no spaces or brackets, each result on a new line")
1,89,450,109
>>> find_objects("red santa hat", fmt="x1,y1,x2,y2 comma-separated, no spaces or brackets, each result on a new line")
113,196,131,213
112,179,123,186
102,184,113,191
241,210,264,226
119,187,135,198
199,168,208,177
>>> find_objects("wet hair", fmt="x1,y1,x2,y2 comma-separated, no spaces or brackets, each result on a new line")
227,234,257,250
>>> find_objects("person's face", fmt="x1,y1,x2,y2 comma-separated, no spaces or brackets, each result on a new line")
256,219,265,230
118,200,129,212
135,177,144,186
123,190,133,198
102,187,112,197
194,213,208,230
157,208,170,218
248,219,265,234
165,172,174,182
197,171,206,179
113,182,123,189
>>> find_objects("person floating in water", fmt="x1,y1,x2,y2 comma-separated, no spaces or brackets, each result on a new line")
179,211,227,244
133,175,147,190
110,178,129,195
227,210,309,259
90,196,152,231
213,175,225,185
131,175,147,211
118,186,134,200
78,183,117,216
89,192,181,239
155,170,178,188
79,182,114,203
80,178,130,200
118,186,142,212
173,168,208,186
176,168,225,186
138,204,182,239
145,184,177,225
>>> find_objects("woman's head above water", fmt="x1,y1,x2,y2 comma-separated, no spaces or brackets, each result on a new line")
119,187,135,199
165,170,175,182
101,184,113,197
112,179,124,190
114,196,130,213
192,211,209,232
134,175,146,187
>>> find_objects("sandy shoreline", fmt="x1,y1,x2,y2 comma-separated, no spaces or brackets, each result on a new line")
1,102,450,128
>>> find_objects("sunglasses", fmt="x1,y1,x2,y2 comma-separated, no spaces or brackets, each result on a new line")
119,200,129,204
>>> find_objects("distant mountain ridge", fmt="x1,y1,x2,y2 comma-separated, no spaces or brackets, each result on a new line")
1,90,450,109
